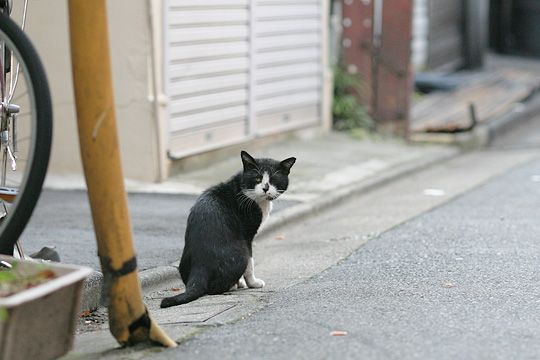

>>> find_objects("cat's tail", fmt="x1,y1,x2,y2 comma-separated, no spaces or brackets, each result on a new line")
160,268,208,308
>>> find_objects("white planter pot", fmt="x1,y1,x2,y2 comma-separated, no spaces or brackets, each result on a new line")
0,255,92,360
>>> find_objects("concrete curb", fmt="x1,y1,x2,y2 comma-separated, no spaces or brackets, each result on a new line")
81,265,181,312
139,264,179,293
80,146,461,311
485,90,540,144
457,90,540,150
80,271,103,312
258,147,460,237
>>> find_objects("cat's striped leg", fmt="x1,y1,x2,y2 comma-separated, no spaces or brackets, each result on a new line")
244,257,265,288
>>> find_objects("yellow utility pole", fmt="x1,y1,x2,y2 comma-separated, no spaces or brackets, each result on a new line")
67,0,176,348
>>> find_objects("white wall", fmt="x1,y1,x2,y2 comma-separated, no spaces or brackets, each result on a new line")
20,0,162,182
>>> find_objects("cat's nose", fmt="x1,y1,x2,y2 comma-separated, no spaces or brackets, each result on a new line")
262,184,269,192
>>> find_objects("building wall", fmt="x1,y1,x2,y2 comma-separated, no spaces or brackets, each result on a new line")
21,0,162,182
16,0,329,183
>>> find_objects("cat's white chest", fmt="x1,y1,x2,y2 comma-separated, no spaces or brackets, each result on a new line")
257,200,273,225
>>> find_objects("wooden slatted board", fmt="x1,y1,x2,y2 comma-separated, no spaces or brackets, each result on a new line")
411,69,540,133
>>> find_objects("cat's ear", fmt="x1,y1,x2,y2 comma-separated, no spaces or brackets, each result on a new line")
241,151,258,171
279,157,296,174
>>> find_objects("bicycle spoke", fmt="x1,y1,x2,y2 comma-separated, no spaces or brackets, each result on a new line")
0,57,5,100
10,88,27,102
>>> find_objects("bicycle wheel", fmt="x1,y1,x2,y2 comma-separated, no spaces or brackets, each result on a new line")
0,12,52,255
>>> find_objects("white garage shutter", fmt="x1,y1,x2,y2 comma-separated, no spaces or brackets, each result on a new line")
251,0,322,135
166,0,250,158
165,0,323,158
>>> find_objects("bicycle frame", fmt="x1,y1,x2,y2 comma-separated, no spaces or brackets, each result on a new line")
0,1,12,13
0,0,30,256
0,1,53,258
0,1,12,76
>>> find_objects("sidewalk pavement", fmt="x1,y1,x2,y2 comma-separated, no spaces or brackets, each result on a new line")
40,132,458,312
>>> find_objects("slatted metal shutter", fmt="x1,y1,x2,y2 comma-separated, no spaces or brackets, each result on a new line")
252,0,322,135
166,0,250,158
426,0,463,70
165,0,323,158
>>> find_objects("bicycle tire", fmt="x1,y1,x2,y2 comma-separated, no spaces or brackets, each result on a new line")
0,12,52,255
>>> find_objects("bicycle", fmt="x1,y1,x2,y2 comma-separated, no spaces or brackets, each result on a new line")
0,0,53,257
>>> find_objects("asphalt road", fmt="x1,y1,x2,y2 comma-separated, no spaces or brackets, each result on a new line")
137,116,540,359
149,152,540,359
22,190,296,270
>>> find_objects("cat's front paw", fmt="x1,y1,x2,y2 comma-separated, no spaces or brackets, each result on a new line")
246,278,265,288
237,277,247,289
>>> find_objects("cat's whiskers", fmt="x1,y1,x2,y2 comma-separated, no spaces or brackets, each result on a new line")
236,190,256,212
242,197,254,212
237,196,248,212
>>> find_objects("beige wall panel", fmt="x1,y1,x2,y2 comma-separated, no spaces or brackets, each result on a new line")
21,0,160,182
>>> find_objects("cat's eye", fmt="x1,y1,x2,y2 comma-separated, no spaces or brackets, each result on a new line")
255,176,262,182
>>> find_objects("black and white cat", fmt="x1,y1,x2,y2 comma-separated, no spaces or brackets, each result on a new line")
160,151,296,308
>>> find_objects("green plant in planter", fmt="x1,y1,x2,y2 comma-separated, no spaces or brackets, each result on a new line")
332,64,374,136
0,261,55,298
0,261,56,321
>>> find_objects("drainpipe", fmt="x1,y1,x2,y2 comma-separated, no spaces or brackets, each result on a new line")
147,0,170,182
